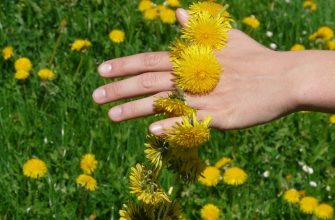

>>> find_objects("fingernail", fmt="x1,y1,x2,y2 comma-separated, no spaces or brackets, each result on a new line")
150,124,163,135
93,88,106,100
98,63,112,76
109,107,122,119
178,8,189,20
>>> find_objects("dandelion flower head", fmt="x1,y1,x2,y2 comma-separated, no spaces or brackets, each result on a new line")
166,113,212,148
290,44,305,51
154,96,195,117
15,57,32,72
109,29,125,43
283,189,300,204
242,16,260,29
303,0,317,11
329,115,335,124
23,158,47,179
2,46,13,60
14,70,30,80
160,8,176,24
138,0,153,12
71,39,92,52
144,7,158,20
299,196,318,214
38,68,55,80
200,203,220,220
76,174,97,191
80,153,98,174
223,166,247,186
309,26,334,41
327,40,335,50
189,1,226,17
182,11,231,50
173,45,221,94
169,39,188,59
198,166,221,187
166,0,181,8
144,134,168,170
129,163,170,205
215,156,232,169
314,203,334,220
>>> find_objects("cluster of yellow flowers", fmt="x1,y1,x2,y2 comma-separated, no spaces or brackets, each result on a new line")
198,156,247,187
119,1,234,219
291,26,335,51
303,0,317,11
76,153,98,191
1,47,56,81
283,188,334,219
138,0,180,24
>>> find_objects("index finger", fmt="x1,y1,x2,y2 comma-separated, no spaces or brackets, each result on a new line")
98,51,172,78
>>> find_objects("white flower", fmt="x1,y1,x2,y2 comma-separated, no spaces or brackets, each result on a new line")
302,165,314,174
266,31,273,37
309,181,317,187
270,43,277,50
326,186,331,191
263,170,270,178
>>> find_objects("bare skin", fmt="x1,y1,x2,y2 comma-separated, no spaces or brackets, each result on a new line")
92,9,335,135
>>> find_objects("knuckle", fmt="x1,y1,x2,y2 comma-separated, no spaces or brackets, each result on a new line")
106,83,122,98
139,72,158,89
143,53,161,68
123,102,138,117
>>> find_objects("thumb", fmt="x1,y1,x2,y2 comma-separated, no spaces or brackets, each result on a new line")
176,8,189,27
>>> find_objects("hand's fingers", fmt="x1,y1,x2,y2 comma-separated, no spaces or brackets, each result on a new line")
98,52,172,78
176,8,189,27
108,92,170,122
93,71,175,104
149,110,216,135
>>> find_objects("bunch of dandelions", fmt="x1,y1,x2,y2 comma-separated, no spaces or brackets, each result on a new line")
119,1,232,219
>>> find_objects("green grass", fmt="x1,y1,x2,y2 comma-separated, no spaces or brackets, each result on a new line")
0,0,335,219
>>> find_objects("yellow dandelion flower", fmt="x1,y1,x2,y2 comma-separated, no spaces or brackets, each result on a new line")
144,7,158,20
109,29,125,43
157,5,167,12
144,135,169,170
189,1,225,17
303,0,317,11
215,156,232,169
290,44,305,51
169,39,189,59
38,68,55,80
223,166,247,186
200,203,220,220
173,45,221,94
154,96,195,117
2,46,13,60
80,153,98,174
242,16,260,29
283,189,300,204
22,158,47,179
327,40,335,50
14,70,30,80
70,39,92,52
182,11,231,50
309,26,334,41
129,163,170,205
14,57,32,72
160,8,176,24
299,196,318,214
138,0,153,12
166,0,181,7
314,203,334,220
166,113,211,148
329,115,335,124
198,166,221,187
76,174,97,191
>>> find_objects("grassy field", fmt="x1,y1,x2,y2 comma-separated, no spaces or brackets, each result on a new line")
0,0,335,219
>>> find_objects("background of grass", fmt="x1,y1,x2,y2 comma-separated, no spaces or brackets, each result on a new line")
0,0,334,219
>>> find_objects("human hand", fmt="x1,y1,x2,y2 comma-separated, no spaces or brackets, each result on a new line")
92,9,300,134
